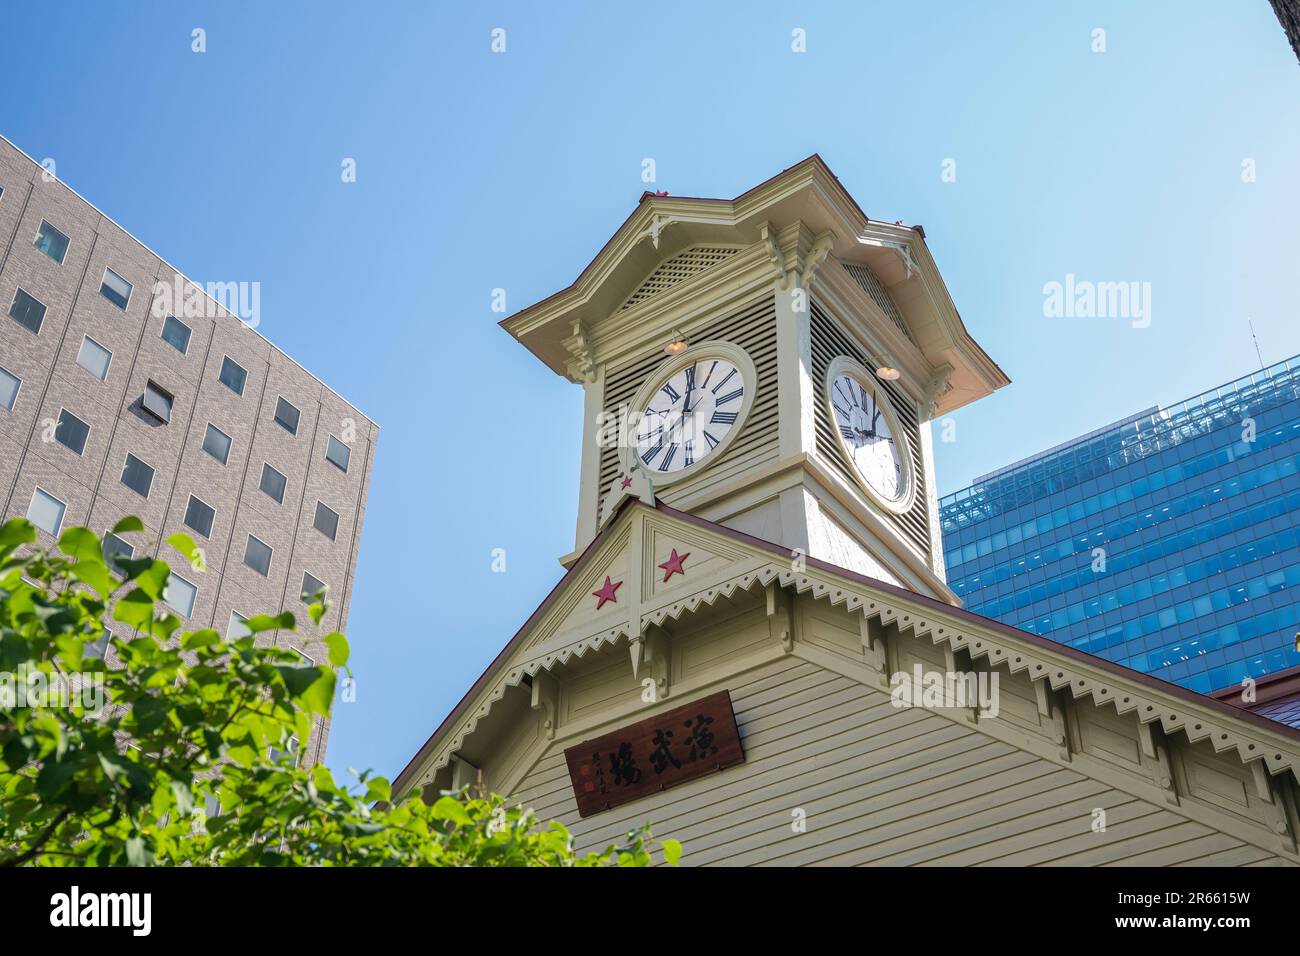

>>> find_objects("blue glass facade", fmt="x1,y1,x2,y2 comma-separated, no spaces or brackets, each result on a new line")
939,356,1300,694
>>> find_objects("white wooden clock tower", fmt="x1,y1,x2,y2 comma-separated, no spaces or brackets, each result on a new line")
503,155,1008,600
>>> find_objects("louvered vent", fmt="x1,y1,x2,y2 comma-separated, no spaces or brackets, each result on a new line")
810,300,931,558
598,296,779,518
620,246,742,311
841,262,912,341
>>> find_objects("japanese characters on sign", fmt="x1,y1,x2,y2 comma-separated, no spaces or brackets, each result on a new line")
564,690,744,817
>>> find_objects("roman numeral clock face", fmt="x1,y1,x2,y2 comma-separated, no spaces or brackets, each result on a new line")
634,352,751,480
829,365,913,511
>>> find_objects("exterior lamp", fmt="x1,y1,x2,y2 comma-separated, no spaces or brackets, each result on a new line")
664,330,689,355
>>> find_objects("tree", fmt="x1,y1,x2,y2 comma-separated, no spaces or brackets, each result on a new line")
0,517,680,867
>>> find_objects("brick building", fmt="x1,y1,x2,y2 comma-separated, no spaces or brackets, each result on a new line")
0,134,376,764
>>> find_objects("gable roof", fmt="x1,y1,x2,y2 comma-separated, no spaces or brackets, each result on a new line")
393,498,1300,796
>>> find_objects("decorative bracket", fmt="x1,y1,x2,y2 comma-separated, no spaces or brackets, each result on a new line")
797,231,836,290
638,213,676,249
530,671,558,740
1250,760,1295,850
563,318,597,384
920,363,953,422
643,623,671,700
766,582,795,654
1035,680,1072,762
1137,720,1178,805
760,222,788,291
858,611,889,687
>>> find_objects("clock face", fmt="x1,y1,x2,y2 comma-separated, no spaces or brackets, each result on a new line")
635,357,746,476
830,371,907,504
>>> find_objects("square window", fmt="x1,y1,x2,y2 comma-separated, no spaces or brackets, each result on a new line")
243,534,273,576
184,495,216,538
85,629,110,660
274,397,300,435
27,487,66,536
301,571,326,603
103,532,134,574
219,356,247,395
142,381,173,423
34,220,70,264
160,315,192,354
120,453,155,498
9,288,46,333
202,424,232,464
76,335,112,380
313,501,339,541
260,463,287,503
100,268,132,310
0,366,20,411
227,611,251,640
326,435,351,472
55,409,90,455
163,573,197,618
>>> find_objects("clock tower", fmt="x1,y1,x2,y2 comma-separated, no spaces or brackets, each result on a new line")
503,155,1009,602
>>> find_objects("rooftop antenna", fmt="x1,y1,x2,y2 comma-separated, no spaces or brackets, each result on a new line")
1247,318,1265,371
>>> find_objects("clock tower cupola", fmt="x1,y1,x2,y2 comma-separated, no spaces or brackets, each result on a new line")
501,157,1008,603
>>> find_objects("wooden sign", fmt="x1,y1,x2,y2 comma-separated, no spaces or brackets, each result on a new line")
564,690,744,818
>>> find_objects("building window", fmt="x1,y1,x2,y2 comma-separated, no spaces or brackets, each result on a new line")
142,381,174,423
301,571,326,603
202,424,232,465
55,409,90,455
0,366,20,411
163,573,197,618
325,435,351,472
103,532,134,574
270,733,300,766
227,611,251,639
76,335,112,381
27,487,66,537
34,220,70,264
273,397,300,435
85,629,110,661
219,356,247,395
313,501,339,541
120,453,155,498
161,315,192,354
100,268,132,310
243,534,273,577
184,495,216,538
259,463,287,503
9,288,46,334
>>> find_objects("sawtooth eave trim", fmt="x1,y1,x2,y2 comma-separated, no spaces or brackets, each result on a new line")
392,500,1300,798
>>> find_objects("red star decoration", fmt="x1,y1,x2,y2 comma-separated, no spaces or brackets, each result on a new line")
592,575,622,610
619,476,633,489
658,549,690,582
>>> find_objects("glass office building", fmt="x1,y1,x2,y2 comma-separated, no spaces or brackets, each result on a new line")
939,355,1300,694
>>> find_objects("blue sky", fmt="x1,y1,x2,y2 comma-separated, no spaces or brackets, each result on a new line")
3,2,1297,783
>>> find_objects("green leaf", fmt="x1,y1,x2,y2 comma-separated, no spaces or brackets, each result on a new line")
277,664,336,714
58,527,102,564
70,560,115,598
181,628,222,650
323,632,350,668
661,838,682,866
0,517,36,553
166,532,201,566
110,516,145,534
244,611,295,633
430,796,473,826
308,601,326,626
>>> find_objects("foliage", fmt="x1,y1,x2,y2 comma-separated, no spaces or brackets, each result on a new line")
0,517,679,867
